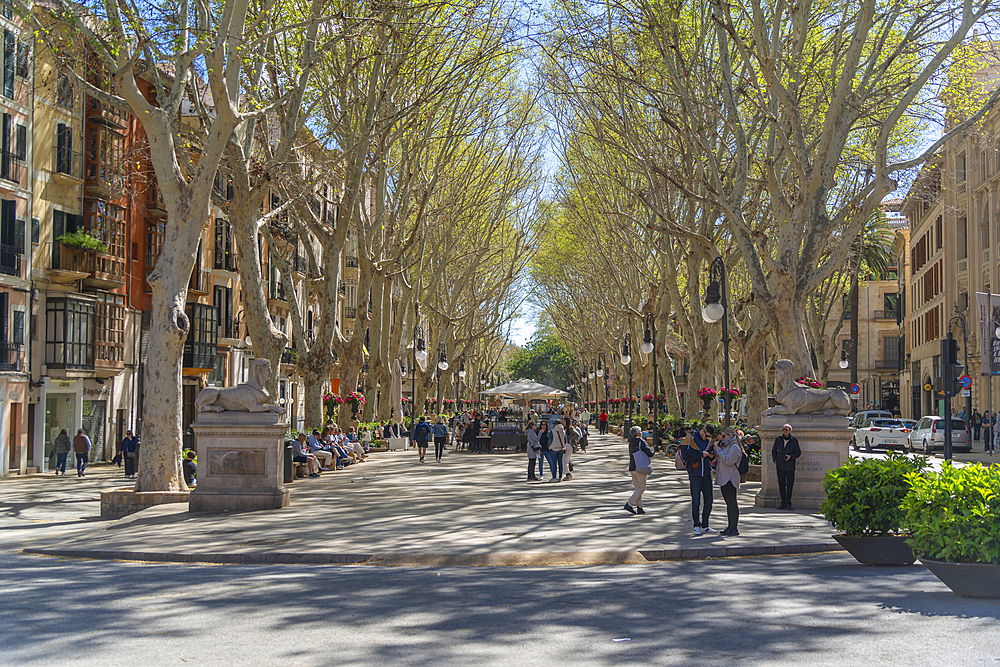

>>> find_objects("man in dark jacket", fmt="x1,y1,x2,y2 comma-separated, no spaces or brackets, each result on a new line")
414,416,431,463
772,423,802,510
73,429,92,477
681,424,717,535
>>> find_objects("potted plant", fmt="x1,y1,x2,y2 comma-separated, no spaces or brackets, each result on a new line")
795,376,824,388
697,387,717,414
820,453,927,565
901,462,1000,598
57,230,109,253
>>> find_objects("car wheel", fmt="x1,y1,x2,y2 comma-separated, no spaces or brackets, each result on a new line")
865,437,872,453
923,439,931,455
906,439,913,454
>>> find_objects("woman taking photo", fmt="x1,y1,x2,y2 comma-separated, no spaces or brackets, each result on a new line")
525,421,542,481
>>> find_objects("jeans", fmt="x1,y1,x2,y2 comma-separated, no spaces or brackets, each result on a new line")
537,452,547,477
974,424,982,441
76,452,89,476
688,472,714,527
434,436,446,460
56,453,68,474
628,471,647,507
777,469,795,507
720,481,739,531
553,450,564,478
543,450,559,478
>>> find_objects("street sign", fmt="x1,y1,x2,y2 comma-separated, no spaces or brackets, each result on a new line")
849,383,860,395
923,383,933,391
961,389,971,397
959,374,973,388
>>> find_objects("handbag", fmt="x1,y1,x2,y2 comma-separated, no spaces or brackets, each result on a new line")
633,449,652,476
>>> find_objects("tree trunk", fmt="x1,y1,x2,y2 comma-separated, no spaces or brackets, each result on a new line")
302,365,326,428
135,262,192,492
742,333,768,429
766,296,813,379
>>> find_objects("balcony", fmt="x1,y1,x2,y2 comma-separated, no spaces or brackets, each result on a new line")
86,96,127,129
218,316,239,342
52,149,84,186
292,253,308,275
345,306,357,319
984,248,991,266
873,310,898,321
0,341,23,372
280,348,299,366
88,252,126,289
147,186,167,217
338,280,345,296
958,258,968,273
875,359,901,370
47,242,91,283
346,255,358,268
0,242,21,277
188,268,211,297
0,152,25,189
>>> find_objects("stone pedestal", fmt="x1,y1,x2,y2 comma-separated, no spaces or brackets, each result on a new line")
189,413,290,513
755,414,849,510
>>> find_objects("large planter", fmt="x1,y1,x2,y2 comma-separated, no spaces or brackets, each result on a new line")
919,558,1000,598
833,534,916,566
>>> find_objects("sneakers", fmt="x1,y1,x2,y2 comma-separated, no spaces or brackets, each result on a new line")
419,458,425,463
563,474,573,481
623,503,637,515
702,526,717,534
693,526,703,535
308,473,320,478
636,507,646,515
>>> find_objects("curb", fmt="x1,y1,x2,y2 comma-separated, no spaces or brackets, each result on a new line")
22,543,843,566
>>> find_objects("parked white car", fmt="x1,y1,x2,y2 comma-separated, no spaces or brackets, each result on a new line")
851,418,910,452
906,416,972,454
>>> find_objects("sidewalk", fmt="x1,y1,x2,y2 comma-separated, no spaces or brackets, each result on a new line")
12,435,842,566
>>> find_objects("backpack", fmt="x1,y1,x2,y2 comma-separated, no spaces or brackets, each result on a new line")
737,449,750,475
416,422,430,441
674,448,686,470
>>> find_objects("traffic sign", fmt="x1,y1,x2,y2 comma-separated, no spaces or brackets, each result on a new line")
923,383,933,392
961,389,971,397
849,383,860,395
959,374,972,388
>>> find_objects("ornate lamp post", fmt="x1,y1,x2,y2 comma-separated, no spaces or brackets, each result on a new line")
588,361,596,414
596,352,607,415
642,313,657,447
703,256,732,428
456,360,466,413
621,333,633,421
435,342,448,415
840,338,857,407
411,325,427,420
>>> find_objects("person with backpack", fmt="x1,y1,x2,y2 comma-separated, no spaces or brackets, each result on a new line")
414,416,431,463
716,427,746,536
681,424,717,535
431,415,449,463
624,425,655,514
771,423,801,510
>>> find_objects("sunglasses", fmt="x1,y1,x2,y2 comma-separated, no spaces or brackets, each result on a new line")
782,428,791,432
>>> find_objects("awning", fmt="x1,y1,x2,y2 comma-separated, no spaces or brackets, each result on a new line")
480,379,568,401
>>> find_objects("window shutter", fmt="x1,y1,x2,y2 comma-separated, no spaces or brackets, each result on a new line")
0,113,9,180
214,217,224,268
3,30,13,98
66,213,82,233
0,198,14,245
226,287,233,338
14,123,25,160
0,292,7,343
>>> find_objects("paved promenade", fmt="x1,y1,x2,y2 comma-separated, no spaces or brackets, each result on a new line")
8,433,843,565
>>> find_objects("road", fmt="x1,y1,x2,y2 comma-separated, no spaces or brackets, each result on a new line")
2,551,1000,666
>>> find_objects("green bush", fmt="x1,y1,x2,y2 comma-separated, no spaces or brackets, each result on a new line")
821,452,927,536
747,448,762,466
901,462,1000,564
57,231,108,253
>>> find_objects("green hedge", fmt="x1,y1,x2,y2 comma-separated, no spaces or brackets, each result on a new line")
902,462,1000,564
821,453,927,536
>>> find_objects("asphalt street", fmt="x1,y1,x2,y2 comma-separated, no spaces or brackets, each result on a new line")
2,551,999,666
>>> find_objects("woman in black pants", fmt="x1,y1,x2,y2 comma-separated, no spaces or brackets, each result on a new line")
771,424,801,510
714,427,745,536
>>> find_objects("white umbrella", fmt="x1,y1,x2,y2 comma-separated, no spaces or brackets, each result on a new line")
390,359,404,425
481,379,569,402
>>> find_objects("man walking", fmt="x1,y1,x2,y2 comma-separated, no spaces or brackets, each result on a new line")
681,424,718,535
73,429,92,477
414,415,431,463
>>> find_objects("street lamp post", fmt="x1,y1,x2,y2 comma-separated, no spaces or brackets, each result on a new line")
621,332,633,422
456,360,466,414
596,352,607,417
436,342,448,415
412,325,427,421
950,310,971,422
588,361,596,416
642,313,657,447
703,256,732,428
